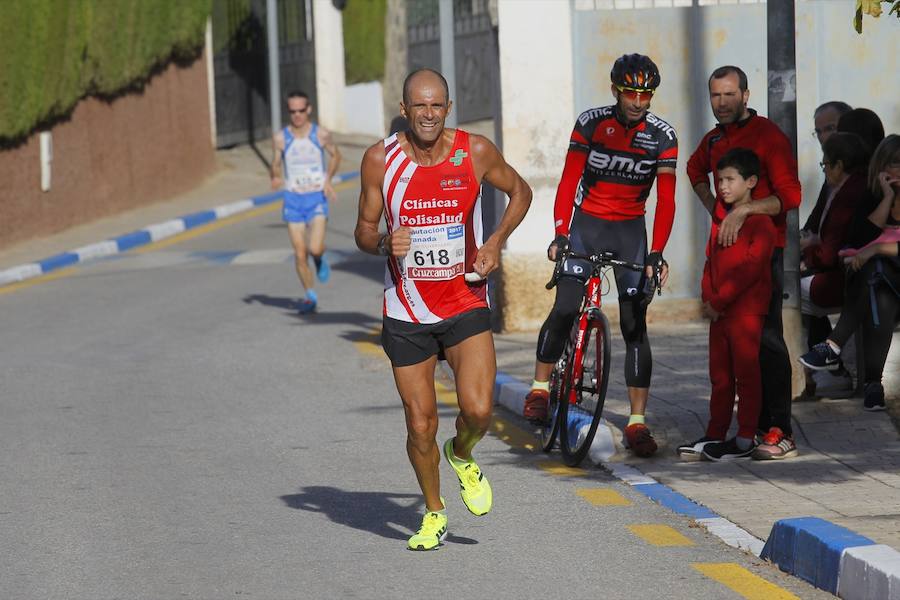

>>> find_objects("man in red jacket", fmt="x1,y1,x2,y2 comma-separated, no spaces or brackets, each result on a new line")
679,148,776,460
686,66,801,460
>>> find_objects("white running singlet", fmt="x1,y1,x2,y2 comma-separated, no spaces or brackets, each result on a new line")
282,125,326,195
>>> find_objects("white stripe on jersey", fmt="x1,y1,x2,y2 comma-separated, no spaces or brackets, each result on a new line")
384,160,441,323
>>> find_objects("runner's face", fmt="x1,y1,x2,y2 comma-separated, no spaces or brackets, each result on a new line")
612,84,652,124
287,97,311,128
402,78,451,144
708,73,749,125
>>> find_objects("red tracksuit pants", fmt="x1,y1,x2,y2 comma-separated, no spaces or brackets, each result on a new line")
706,315,765,440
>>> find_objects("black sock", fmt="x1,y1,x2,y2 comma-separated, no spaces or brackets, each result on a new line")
312,255,322,269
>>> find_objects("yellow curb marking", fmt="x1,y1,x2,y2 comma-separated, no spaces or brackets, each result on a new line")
0,267,80,296
692,563,799,600
351,327,385,358
575,487,631,506
627,524,695,546
536,460,587,477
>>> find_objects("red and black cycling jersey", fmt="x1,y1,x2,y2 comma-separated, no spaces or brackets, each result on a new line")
555,106,678,236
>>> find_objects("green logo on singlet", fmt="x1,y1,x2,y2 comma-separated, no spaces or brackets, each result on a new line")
449,149,468,166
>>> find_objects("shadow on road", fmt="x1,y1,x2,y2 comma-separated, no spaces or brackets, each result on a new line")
280,486,477,545
330,256,384,285
243,293,297,310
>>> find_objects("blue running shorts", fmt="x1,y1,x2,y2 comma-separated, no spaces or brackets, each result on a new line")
282,191,328,224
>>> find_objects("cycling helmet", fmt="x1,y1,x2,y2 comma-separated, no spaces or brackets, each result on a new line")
610,54,661,91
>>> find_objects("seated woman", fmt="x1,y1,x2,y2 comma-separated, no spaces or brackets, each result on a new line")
800,134,900,411
799,133,872,395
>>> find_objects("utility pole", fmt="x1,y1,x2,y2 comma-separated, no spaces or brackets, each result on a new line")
767,0,804,397
439,0,458,128
266,0,282,136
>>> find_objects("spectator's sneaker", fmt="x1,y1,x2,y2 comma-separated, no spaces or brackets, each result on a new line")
443,438,492,516
751,427,799,460
676,436,722,461
813,366,854,398
315,256,330,283
624,423,658,457
701,438,755,461
407,507,448,551
799,343,840,371
523,389,550,423
864,381,886,412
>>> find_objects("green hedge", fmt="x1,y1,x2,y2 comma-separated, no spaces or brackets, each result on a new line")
342,0,385,84
0,0,211,143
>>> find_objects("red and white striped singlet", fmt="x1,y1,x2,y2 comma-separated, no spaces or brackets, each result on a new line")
382,129,488,323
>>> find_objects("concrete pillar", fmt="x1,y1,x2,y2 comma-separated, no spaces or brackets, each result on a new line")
313,0,347,132
497,0,575,330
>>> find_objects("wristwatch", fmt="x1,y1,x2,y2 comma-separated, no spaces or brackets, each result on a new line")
376,234,389,256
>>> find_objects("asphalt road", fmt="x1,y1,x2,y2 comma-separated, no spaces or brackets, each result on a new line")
0,174,832,599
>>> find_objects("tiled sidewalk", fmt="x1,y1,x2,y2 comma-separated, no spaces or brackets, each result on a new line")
494,321,900,549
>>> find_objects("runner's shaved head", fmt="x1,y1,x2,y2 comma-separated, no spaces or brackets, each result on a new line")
403,69,450,105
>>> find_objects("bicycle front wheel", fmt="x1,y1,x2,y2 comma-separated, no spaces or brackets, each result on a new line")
539,342,569,452
558,313,612,467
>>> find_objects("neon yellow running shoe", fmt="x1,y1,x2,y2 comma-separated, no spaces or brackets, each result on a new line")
443,437,492,516
407,506,448,551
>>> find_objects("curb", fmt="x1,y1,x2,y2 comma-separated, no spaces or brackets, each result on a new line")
493,369,900,599
0,171,360,288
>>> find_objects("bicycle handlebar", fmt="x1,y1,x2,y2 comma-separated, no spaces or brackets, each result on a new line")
544,250,660,295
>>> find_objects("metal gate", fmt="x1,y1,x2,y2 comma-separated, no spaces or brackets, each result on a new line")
407,0,499,124
212,0,317,148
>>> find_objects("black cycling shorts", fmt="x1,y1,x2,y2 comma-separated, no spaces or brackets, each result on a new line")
381,308,492,367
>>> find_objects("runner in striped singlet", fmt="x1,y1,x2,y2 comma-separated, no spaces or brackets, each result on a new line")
355,69,532,551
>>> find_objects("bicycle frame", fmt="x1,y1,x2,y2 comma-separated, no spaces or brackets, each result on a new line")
566,268,605,405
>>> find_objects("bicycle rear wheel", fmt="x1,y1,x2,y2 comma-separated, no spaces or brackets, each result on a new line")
539,343,569,452
558,313,612,467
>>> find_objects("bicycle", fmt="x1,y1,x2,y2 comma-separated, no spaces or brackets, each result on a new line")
538,249,660,467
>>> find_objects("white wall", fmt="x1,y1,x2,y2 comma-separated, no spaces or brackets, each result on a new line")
497,0,576,254
313,0,347,132
343,82,385,138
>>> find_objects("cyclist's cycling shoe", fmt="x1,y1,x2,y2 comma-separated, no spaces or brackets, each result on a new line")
523,389,550,423
408,504,448,551
624,423,658,457
443,438,492,516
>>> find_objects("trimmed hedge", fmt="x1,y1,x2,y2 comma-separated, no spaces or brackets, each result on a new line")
0,0,211,143
342,0,386,84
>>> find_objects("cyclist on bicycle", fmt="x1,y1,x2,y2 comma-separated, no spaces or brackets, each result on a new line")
523,54,677,457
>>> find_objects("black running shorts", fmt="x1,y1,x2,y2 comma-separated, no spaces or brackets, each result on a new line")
381,308,492,367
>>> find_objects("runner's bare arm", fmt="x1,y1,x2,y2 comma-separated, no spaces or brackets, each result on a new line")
270,131,285,190
318,127,342,200
355,143,410,257
470,135,533,276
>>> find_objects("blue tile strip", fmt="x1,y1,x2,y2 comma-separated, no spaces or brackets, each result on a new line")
0,172,359,287
631,482,719,520
761,517,875,594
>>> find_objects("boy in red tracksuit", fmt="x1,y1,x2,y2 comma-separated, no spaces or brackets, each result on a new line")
678,148,776,461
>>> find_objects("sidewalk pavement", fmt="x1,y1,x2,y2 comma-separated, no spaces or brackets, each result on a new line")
492,322,900,598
